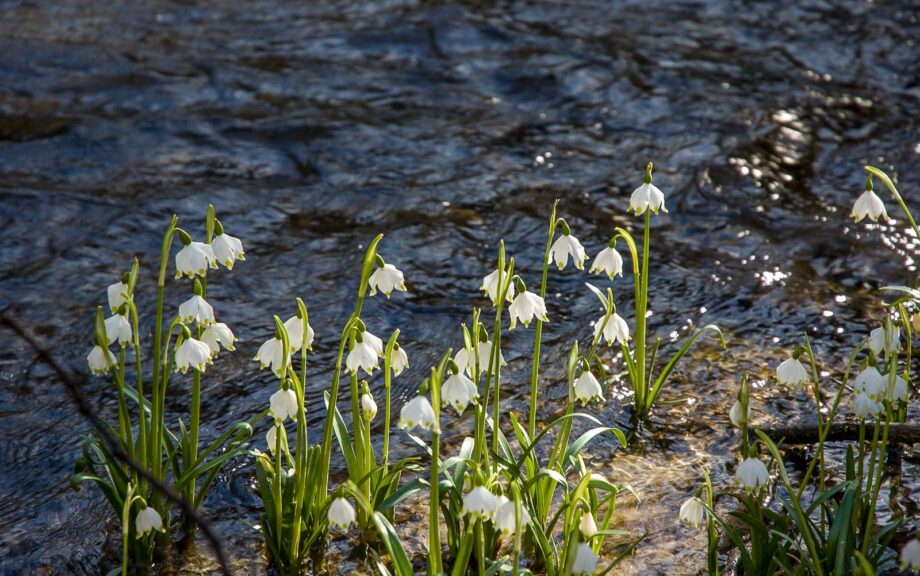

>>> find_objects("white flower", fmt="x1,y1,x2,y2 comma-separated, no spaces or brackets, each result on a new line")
135,507,163,537
494,498,530,536
441,372,479,415
729,400,750,427
579,512,598,538
629,182,667,215
266,424,280,452
574,371,604,405
178,295,215,326
572,542,598,575
776,357,808,386
854,392,883,421
854,367,886,400
87,345,114,375
328,497,356,531
346,339,379,375
363,330,384,357
549,234,587,270
509,290,548,329
594,313,629,346
901,539,920,570
104,314,133,346
851,189,887,222
211,232,245,269
107,281,128,313
390,344,409,376
589,246,623,279
270,388,299,422
891,375,909,403
481,269,514,305
201,322,236,356
255,337,288,377
461,487,499,520
679,497,705,528
736,457,769,490
361,393,377,421
283,315,314,352
175,337,213,374
399,395,438,432
175,241,217,279
869,325,900,356
369,263,407,297
455,340,505,378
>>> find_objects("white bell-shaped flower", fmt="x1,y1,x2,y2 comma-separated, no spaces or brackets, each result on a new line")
201,322,236,356
270,388,299,422
461,486,499,520
107,281,128,313
494,498,530,536
854,392,883,421
266,424,280,452
399,395,438,432
579,511,598,538
589,246,623,279
851,189,887,223
369,263,407,298
390,344,409,376
328,497,356,531
283,315,314,352
481,269,514,305
549,234,587,270
869,325,900,356
211,232,245,269
629,182,667,215
175,337,213,374
572,542,598,575
455,340,505,378
901,539,920,571
87,345,114,375
104,314,133,346
854,367,886,400
594,313,629,346
135,507,163,537
574,371,603,405
736,457,769,489
441,372,479,415
729,400,750,427
509,290,548,329
679,497,705,528
891,375,909,403
175,241,217,279
178,295,215,326
361,393,378,421
255,337,288,377
776,356,808,386
346,338,379,375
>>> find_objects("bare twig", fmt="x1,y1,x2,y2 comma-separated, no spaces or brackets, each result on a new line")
757,422,920,445
2,309,234,576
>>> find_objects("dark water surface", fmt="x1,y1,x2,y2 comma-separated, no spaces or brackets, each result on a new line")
1,0,919,574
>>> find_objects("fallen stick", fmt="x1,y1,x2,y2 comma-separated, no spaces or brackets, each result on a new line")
757,423,920,445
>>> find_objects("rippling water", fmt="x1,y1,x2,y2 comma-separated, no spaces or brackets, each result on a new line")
1,0,918,574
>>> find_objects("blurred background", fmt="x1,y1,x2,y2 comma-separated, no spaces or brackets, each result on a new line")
0,1,918,574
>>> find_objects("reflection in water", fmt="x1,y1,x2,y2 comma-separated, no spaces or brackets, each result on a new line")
0,0,918,573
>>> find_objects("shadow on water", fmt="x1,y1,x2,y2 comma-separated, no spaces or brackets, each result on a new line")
0,0,918,573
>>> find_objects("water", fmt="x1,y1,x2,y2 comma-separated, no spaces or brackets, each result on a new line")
0,0,918,573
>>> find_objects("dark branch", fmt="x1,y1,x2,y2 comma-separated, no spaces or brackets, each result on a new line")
757,422,920,445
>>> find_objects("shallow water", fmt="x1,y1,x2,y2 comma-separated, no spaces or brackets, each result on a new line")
0,0,918,574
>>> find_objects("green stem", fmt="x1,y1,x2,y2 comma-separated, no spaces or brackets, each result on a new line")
128,300,147,496
528,202,558,438
151,216,177,487
865,165,920,239
429,374,443,575
634,210,651,415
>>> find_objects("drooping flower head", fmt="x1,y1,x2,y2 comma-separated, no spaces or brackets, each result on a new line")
854,366,886,400
729,399,750,428
175,336,213,374
851,176,888,223
441,371,479,415
572,543,598,575
104,314,133,346
494,497,530,536
201,322,236,356
736,457,769,490
87,345,115,375
135,506,164,537
175,232,217,279
107,281,129,313
590,243,624,279
210,221,245,269
270,388,299,422
901,538,920,571
369,261,407,298
853,392,883,421
283,314,315,352
399,395,438,432
574,370,604,405
549,224,587,270
679,497,705,528
255,336,288,377
481,268,515,306
361,392,378,421
178,294,215,326
390,343,409,376
776,355,808,386
628,162,667,215
509,285,548,330
328,497,357,531
869,324,901,357
579,511,598,538
461,486,499,520
346,333,380,376
594,313,629,346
